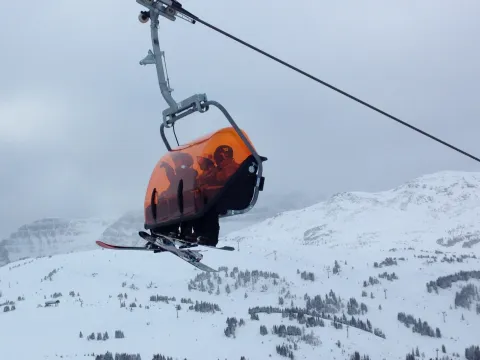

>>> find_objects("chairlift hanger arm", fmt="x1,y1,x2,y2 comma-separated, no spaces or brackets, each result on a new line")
137,0,206,129
137,0,480,165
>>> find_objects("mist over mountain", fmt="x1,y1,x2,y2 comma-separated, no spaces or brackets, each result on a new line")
2,171,480,266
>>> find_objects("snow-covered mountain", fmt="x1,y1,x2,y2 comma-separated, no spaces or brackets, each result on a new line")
2,170,480,266
225,171,480,251
0,217,115,263
0,191,319,265
0,210,478,359
0,170,479,359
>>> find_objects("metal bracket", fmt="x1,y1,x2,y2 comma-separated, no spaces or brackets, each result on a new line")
137,0,205,128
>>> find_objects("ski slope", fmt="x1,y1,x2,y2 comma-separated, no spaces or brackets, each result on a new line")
1,234,478,360
1,171,480,359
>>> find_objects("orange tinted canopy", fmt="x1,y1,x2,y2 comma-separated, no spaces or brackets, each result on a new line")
144,126,259,229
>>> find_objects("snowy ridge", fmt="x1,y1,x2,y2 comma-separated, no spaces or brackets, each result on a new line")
224,171,480,251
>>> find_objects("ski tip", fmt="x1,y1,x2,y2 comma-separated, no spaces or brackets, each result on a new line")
96,240,114,249
219,246,235,251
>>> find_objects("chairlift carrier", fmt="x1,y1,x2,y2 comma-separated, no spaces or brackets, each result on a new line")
136,0,266,231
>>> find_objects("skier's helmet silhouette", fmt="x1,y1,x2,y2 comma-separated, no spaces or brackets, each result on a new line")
171,152,194,168
213,145,234,166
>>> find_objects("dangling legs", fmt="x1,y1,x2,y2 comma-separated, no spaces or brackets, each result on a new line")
179,221,195,242
193,209,219,247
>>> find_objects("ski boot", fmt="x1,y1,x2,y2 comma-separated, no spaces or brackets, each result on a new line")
197,236,217,247
184,234,199,243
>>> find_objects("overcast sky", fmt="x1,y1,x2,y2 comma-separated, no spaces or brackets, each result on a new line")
1,0,479,238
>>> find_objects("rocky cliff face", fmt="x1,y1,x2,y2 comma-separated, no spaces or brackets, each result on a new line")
0,245,9,266
98,211,145,247
0,217,114,263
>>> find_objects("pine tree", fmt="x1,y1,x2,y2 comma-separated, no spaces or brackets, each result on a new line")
405,353,415,360
351,351,360,360
260,325,268,335
333,260,341,275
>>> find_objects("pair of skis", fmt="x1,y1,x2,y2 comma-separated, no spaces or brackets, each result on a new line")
96,231,234,272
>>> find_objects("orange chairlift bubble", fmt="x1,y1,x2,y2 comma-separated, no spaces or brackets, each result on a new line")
136,0,267,247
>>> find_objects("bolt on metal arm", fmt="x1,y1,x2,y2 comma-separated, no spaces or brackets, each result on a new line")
137,0,208,128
